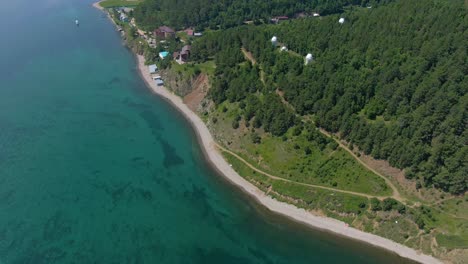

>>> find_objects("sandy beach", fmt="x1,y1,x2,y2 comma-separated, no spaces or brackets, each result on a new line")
92,3,442,262
92,1,104,10
135,55,442,264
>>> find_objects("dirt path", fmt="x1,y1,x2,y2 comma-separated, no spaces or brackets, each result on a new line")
216,143,391,200
273,87,404,203
318,129,403,202
241,48,257,64
241,48,267,85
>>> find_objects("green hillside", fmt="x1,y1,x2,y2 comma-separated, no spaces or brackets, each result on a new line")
116,0,468,261
133,0,394,30
191,0,467,195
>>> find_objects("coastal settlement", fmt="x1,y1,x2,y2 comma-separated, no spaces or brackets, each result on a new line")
96,2,467,264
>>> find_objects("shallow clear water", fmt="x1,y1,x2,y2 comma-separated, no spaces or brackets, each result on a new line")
0,0,413,263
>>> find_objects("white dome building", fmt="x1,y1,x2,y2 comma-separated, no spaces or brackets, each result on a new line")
271,36,278,46
305,53,313,65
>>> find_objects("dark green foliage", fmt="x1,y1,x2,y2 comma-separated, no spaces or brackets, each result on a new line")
304,146,312,155
328,141,339,150
410,206,436,231
415,215,426,230
193,0,467,194
370,198,381,211
251,132,261,144
253,117,262,128
293,125,303,136
134,0,393,30
396,203,406,214
232,120,239,129
381,198,398,211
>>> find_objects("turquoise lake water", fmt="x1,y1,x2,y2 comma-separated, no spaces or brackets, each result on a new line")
0,0,414,263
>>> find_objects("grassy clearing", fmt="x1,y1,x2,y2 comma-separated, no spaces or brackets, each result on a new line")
99,0,142,8
373,214,419,244
223,151,368,225
209,101,468,259
171,60,215,77
211,102,391,196
223,146,468,256
436,197,468,219
436,234,468,250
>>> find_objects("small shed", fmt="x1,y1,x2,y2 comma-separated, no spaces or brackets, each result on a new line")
155,79,164,86
148,64,158,74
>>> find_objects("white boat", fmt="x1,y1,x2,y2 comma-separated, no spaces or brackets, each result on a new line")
75,19,79,26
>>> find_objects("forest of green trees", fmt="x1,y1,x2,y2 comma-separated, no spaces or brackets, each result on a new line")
134,0,393,30
190,0,467,194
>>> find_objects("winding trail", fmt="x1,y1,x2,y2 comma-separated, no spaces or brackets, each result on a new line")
318,129,403,202
240,47,406,204
93,7,446,263
216,143,390,200
241,47,403,202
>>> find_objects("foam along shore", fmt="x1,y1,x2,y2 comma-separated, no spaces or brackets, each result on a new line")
135,54,442,264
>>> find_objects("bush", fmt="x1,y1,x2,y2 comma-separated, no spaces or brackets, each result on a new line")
382,198,398,211
304,146,312,155
251,132,261,144
370,198,382,211
415,215,426,230
416,181,422,189
232,120,239,129
396,204,406,214
253,117,262,128
328,141,339,150
293,125,303,136
239,101,246,109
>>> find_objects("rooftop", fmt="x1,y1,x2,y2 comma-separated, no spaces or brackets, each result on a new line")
181,45,191,54
148,64,158,73
157,26,175,33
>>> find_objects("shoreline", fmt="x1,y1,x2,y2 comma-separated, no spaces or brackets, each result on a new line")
134,55,441,264
92,0,104,10
92,3,442,263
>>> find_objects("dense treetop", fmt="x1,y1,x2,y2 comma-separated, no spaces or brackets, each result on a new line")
134,0,393,30
191,0,467,194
